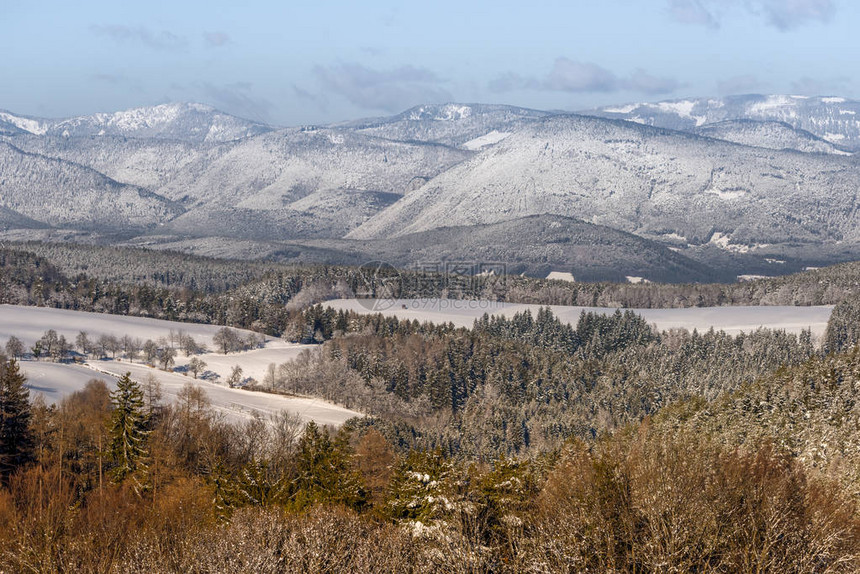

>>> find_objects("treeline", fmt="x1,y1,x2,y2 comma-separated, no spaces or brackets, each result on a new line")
7,241,860,319
1,358,859,572
0,247,307,332
266,306,816,458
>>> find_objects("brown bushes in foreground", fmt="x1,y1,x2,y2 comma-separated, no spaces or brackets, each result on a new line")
518,427,860,573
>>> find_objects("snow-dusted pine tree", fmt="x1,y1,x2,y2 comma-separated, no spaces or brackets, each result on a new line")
108,373,150,491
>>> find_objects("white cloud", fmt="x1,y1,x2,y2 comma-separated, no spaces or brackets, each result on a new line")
489,59,680,96
91,24,187,52
203,31,231,47
668,0,835,30
544,58,618,92
790,75,850,95
623,69,682,94
717,74,763,94
668,0,720,28
199,82,273,122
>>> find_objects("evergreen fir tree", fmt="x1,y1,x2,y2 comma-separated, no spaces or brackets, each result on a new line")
211,459,240,521
108,373,150,491
0,359,34,480
386,448,453,524
292,422,366,510
236,459,288,508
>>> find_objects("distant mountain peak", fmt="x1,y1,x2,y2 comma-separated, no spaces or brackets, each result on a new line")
0,102,272,143
407,103,474,121
585,94,860,150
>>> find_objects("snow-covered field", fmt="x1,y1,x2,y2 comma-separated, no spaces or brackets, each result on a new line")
23,361,357,427
0,305,255,349
325,299,834,337
1,305,358,426
0,304,314,380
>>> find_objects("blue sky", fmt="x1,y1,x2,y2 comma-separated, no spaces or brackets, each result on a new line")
1,0,855,125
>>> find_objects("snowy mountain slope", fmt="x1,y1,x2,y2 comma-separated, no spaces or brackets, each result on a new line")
0,110,50,136
325,214,720,282
692,119,850,154
159,189,401,241
342,103,550,147
349,114,860,252
586,95,860,150
1,103,271,143
1,134,234,190
5,99,860,278
0,118,25,136
0,107,471,240
0,141,182,230
154,127,471,213
0,205,51,230
125,214,722,282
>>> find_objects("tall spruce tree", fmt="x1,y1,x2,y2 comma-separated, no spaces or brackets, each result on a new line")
108,373,149,488
0,359,34,480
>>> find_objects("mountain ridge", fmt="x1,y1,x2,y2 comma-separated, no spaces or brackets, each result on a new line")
585,94,860,150
3,96,860,280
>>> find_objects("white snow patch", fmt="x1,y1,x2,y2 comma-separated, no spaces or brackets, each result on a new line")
765,258,785,264
738,274,771,281
839,109,856,115
705,187,746,200
626,276,649,284
709,232,750,253
462,130,512,150
656,100,694,118
823,132,846,142
749,95,797,114
822,97,846,103
546,271,576,282
442,105,472,120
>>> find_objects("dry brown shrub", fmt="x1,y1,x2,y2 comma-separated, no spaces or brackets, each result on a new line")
517,429,860,573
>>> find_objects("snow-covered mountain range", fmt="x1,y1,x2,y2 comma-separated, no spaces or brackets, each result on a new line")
0,103,271,143
3,96,860,281
586,95,860,151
